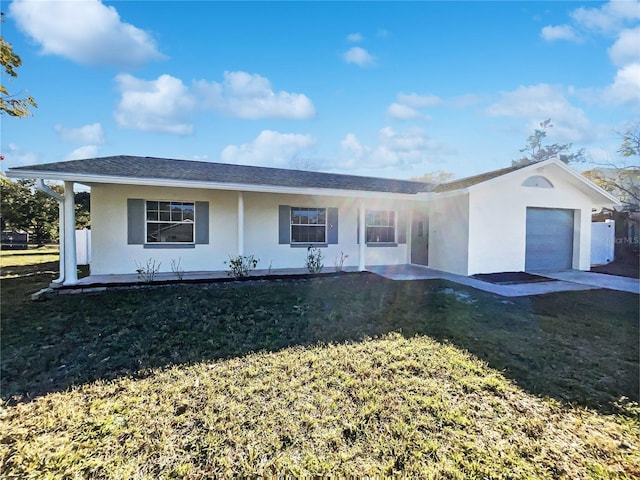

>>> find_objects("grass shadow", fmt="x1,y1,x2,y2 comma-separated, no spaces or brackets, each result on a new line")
1,271,638,417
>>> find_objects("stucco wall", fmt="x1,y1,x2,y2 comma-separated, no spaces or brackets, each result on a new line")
428,193,469,275
466,164,595,275
90,184,411,275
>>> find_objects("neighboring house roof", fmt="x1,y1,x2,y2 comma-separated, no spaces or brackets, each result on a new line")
7,155,434,196
434,164,528,192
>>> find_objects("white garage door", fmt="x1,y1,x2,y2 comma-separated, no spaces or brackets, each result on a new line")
525,208,574,271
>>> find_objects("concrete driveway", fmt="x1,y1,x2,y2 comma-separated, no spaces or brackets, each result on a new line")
367,265,639,297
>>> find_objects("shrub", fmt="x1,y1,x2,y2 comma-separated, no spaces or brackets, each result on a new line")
306,247,324,274
135,259,161,283
334,251,349,272
170,258,185,280
225,255,259,279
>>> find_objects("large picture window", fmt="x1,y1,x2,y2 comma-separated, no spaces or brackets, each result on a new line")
146,201,195,243
366,210,395,243
291,207,326,244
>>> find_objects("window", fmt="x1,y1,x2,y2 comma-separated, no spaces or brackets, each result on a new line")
522,175,553,188
145,201,195,243
366,210,395,243
291,207,326,244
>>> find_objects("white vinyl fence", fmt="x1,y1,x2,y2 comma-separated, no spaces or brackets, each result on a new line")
591,220,614,266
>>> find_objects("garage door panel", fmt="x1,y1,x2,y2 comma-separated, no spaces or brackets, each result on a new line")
525,208,574,271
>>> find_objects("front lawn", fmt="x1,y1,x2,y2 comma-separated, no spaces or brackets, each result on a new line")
1,252,638,478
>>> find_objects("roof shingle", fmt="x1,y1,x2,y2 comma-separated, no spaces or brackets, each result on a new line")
9,155,434,195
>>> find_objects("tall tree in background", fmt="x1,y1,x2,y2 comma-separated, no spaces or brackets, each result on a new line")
1,177,91,243
583,122,640,212
1,12,37,117
512,119,585,167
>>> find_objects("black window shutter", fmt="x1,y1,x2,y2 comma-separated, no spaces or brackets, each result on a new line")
195,202,209,244
127,199,145,245
327,207,339,244
279,205,290,244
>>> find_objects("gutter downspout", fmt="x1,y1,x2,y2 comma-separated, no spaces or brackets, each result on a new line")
35,179,65,285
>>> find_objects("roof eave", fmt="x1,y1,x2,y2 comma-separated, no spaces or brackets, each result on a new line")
6,169,431,201
462,158,621,206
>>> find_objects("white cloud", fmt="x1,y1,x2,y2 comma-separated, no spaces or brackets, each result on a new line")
346,33,363,42
540,24,581,42
340,133,366,160
114,74,196,135
396,92,443,108
387,103,423,120
343,47,375,66
65,145,99,161
603,63,640,105
608,27,640,67
55,123,105,144
2,143,39,167
339,127,452,169
220,130,316,167
539,1,640,107
9,0,165,67
570,0,640,34
194,71,316,119
486,84,594,143
386,92,442,120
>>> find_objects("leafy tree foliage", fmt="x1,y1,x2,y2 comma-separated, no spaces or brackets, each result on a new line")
512,119,585,167
1,13,37,117
1,176,90,244
583,122,640,212
617,121,640,159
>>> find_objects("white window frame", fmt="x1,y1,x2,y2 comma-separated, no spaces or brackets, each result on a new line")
366,209,396,244
290,207,327,244
145,200,196,244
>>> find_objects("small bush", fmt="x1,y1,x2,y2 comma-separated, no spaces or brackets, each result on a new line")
170,258,185,280
135,259,161,283
225,255,259,279
306,247,324,273
334,251,348,272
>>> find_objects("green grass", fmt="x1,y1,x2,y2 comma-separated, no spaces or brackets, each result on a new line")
1,252,639,478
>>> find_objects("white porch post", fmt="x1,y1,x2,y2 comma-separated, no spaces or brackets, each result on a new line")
54,201,65,285
358,202,366,271
237,192,244,256
63,181,78,285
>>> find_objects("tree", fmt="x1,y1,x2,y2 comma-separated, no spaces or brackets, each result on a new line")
409,170,454,185
1,176,91,244
618,120,640,159
1,12,37,117
583,122,640,212
512,119,585,167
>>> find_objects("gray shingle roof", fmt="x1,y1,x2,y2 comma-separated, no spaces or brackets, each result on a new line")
9,155,434,195
434,164,529,193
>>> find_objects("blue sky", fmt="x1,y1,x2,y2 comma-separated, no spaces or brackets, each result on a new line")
2,0,639,181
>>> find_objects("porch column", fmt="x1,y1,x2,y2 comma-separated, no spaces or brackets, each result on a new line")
53,200,65,285
63,181,78,285
358,202,366,271
237,192,244,256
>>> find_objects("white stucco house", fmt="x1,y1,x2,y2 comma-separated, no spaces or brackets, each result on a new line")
6,156,618,286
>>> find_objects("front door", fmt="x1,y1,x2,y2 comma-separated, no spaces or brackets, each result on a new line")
411,210,429,265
